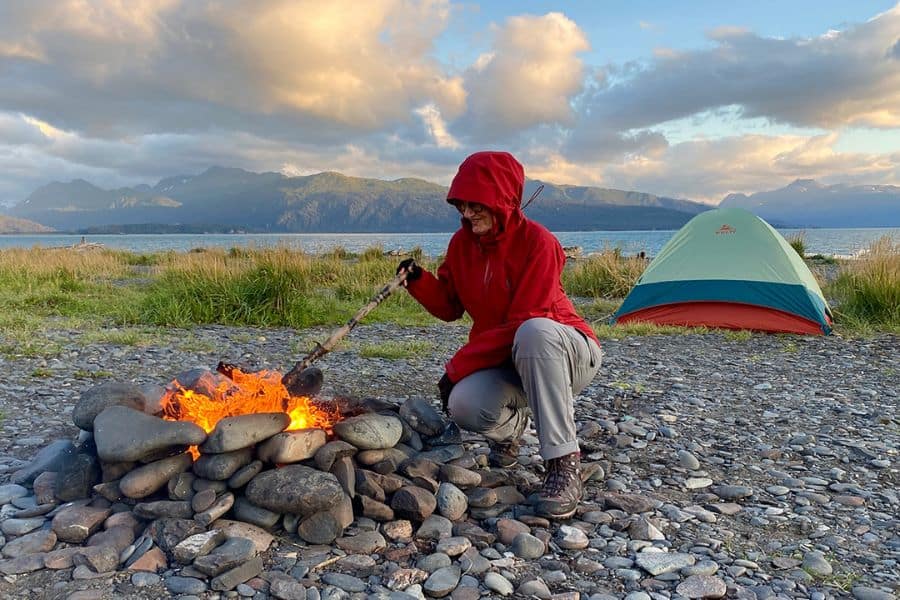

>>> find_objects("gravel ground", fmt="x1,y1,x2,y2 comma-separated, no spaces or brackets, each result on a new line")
0,320,897,600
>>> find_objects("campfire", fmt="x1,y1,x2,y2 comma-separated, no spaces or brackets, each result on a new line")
159,365,340,451
4,364,499,594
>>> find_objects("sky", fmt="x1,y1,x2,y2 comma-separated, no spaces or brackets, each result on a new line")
1,1,899,206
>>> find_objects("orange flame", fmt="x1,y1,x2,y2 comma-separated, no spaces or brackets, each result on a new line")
160,367,339,458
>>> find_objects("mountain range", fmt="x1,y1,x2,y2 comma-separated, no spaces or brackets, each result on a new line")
4,167,710,233
2,168,898,233
721,179,900,227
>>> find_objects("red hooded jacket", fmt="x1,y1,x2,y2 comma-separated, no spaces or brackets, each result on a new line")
407,151,600,382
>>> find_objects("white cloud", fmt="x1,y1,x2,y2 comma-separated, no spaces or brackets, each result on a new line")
458,12,589,139
599,132,900,203
0,1,898,207
568,3,900,142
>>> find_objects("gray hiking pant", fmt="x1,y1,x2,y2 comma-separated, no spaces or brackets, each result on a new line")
447,317,602,460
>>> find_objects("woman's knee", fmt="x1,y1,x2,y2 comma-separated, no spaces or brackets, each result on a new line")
447,380,505,434
513,318,561,357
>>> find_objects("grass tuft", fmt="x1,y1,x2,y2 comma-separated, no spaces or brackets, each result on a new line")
787,233,806,258
827,236,900,332
563,249,647,298
358,340,435,359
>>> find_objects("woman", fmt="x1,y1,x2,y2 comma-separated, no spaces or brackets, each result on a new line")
397,151,602,520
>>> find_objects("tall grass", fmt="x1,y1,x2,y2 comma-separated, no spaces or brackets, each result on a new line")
1,242,897,335
563,249,647,298
827,236,900,331
787,233,806,258
138,246,435,327
0,248,135,320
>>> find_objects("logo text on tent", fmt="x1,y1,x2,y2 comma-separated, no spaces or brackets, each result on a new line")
716,224,736,235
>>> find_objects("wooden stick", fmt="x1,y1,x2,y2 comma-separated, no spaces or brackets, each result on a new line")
281,270,409,389
311,555,343,570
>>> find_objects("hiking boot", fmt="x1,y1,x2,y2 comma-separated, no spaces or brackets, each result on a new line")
487,407,527,468
488,439,520,468
534,452,582,520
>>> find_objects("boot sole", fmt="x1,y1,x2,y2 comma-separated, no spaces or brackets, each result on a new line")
534,503,578,520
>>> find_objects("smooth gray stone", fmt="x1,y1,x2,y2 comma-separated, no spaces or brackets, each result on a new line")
711,485,754,500
210,555,263,592
122,535,154,567
72,544,119,573
802,551,832,577
232,497,281,530
297,511,344,545
0,484,29,505
195,492,235,527
121,453,193,499
133,500,194,519
1,517,46,537
1,529,57,559
245,465,343,516
200,413,290,454
484,572,514,597
51,505,110,543
435,483,467,521
168,472,196,500
424,566,461,598
54,449,101,502
510,533,545,559
392,486,437,521
0,553,47,575
173,529,227,564
438,465,481,489
417,553,452,573
416,445,464,463
851,587,895,600
314,440,358,472
399,397,445,437
227,460,263,489
11,440,74,485
145,518,205,553
676,575,727,599
677,450,701,470
635,552,696,575
257,429,327,464
131,572,161,587
93,406,206,463
333,414,403,450
321,572,367,593
193,447,253,480
330,456,356,497
193,536,256,576
73,382,148,431
166,575,209,595
85,524,134,554
191,488,216,513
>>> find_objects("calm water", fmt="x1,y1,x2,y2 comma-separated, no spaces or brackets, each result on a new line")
1,228,896,258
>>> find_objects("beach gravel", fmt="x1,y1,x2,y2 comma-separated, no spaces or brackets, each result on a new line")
0,320,897,599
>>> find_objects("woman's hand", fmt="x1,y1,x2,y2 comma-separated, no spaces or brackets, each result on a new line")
438,372,454,413
396,258,423,286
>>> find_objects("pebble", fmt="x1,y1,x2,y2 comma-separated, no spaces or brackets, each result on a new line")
676,575,727,598
131,572,161,587
678,450,701,470
484,572,514,596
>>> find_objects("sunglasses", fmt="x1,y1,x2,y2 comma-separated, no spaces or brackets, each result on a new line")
453,201,487,215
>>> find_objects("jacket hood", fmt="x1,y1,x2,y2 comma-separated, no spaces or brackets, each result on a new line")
447,151,524,240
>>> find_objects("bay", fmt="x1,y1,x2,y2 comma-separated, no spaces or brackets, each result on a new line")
0,228,896,258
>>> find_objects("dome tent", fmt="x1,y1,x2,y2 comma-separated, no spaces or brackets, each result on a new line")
613,208,833,335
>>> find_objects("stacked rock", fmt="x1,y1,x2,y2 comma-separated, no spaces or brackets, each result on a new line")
1,370,528,592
